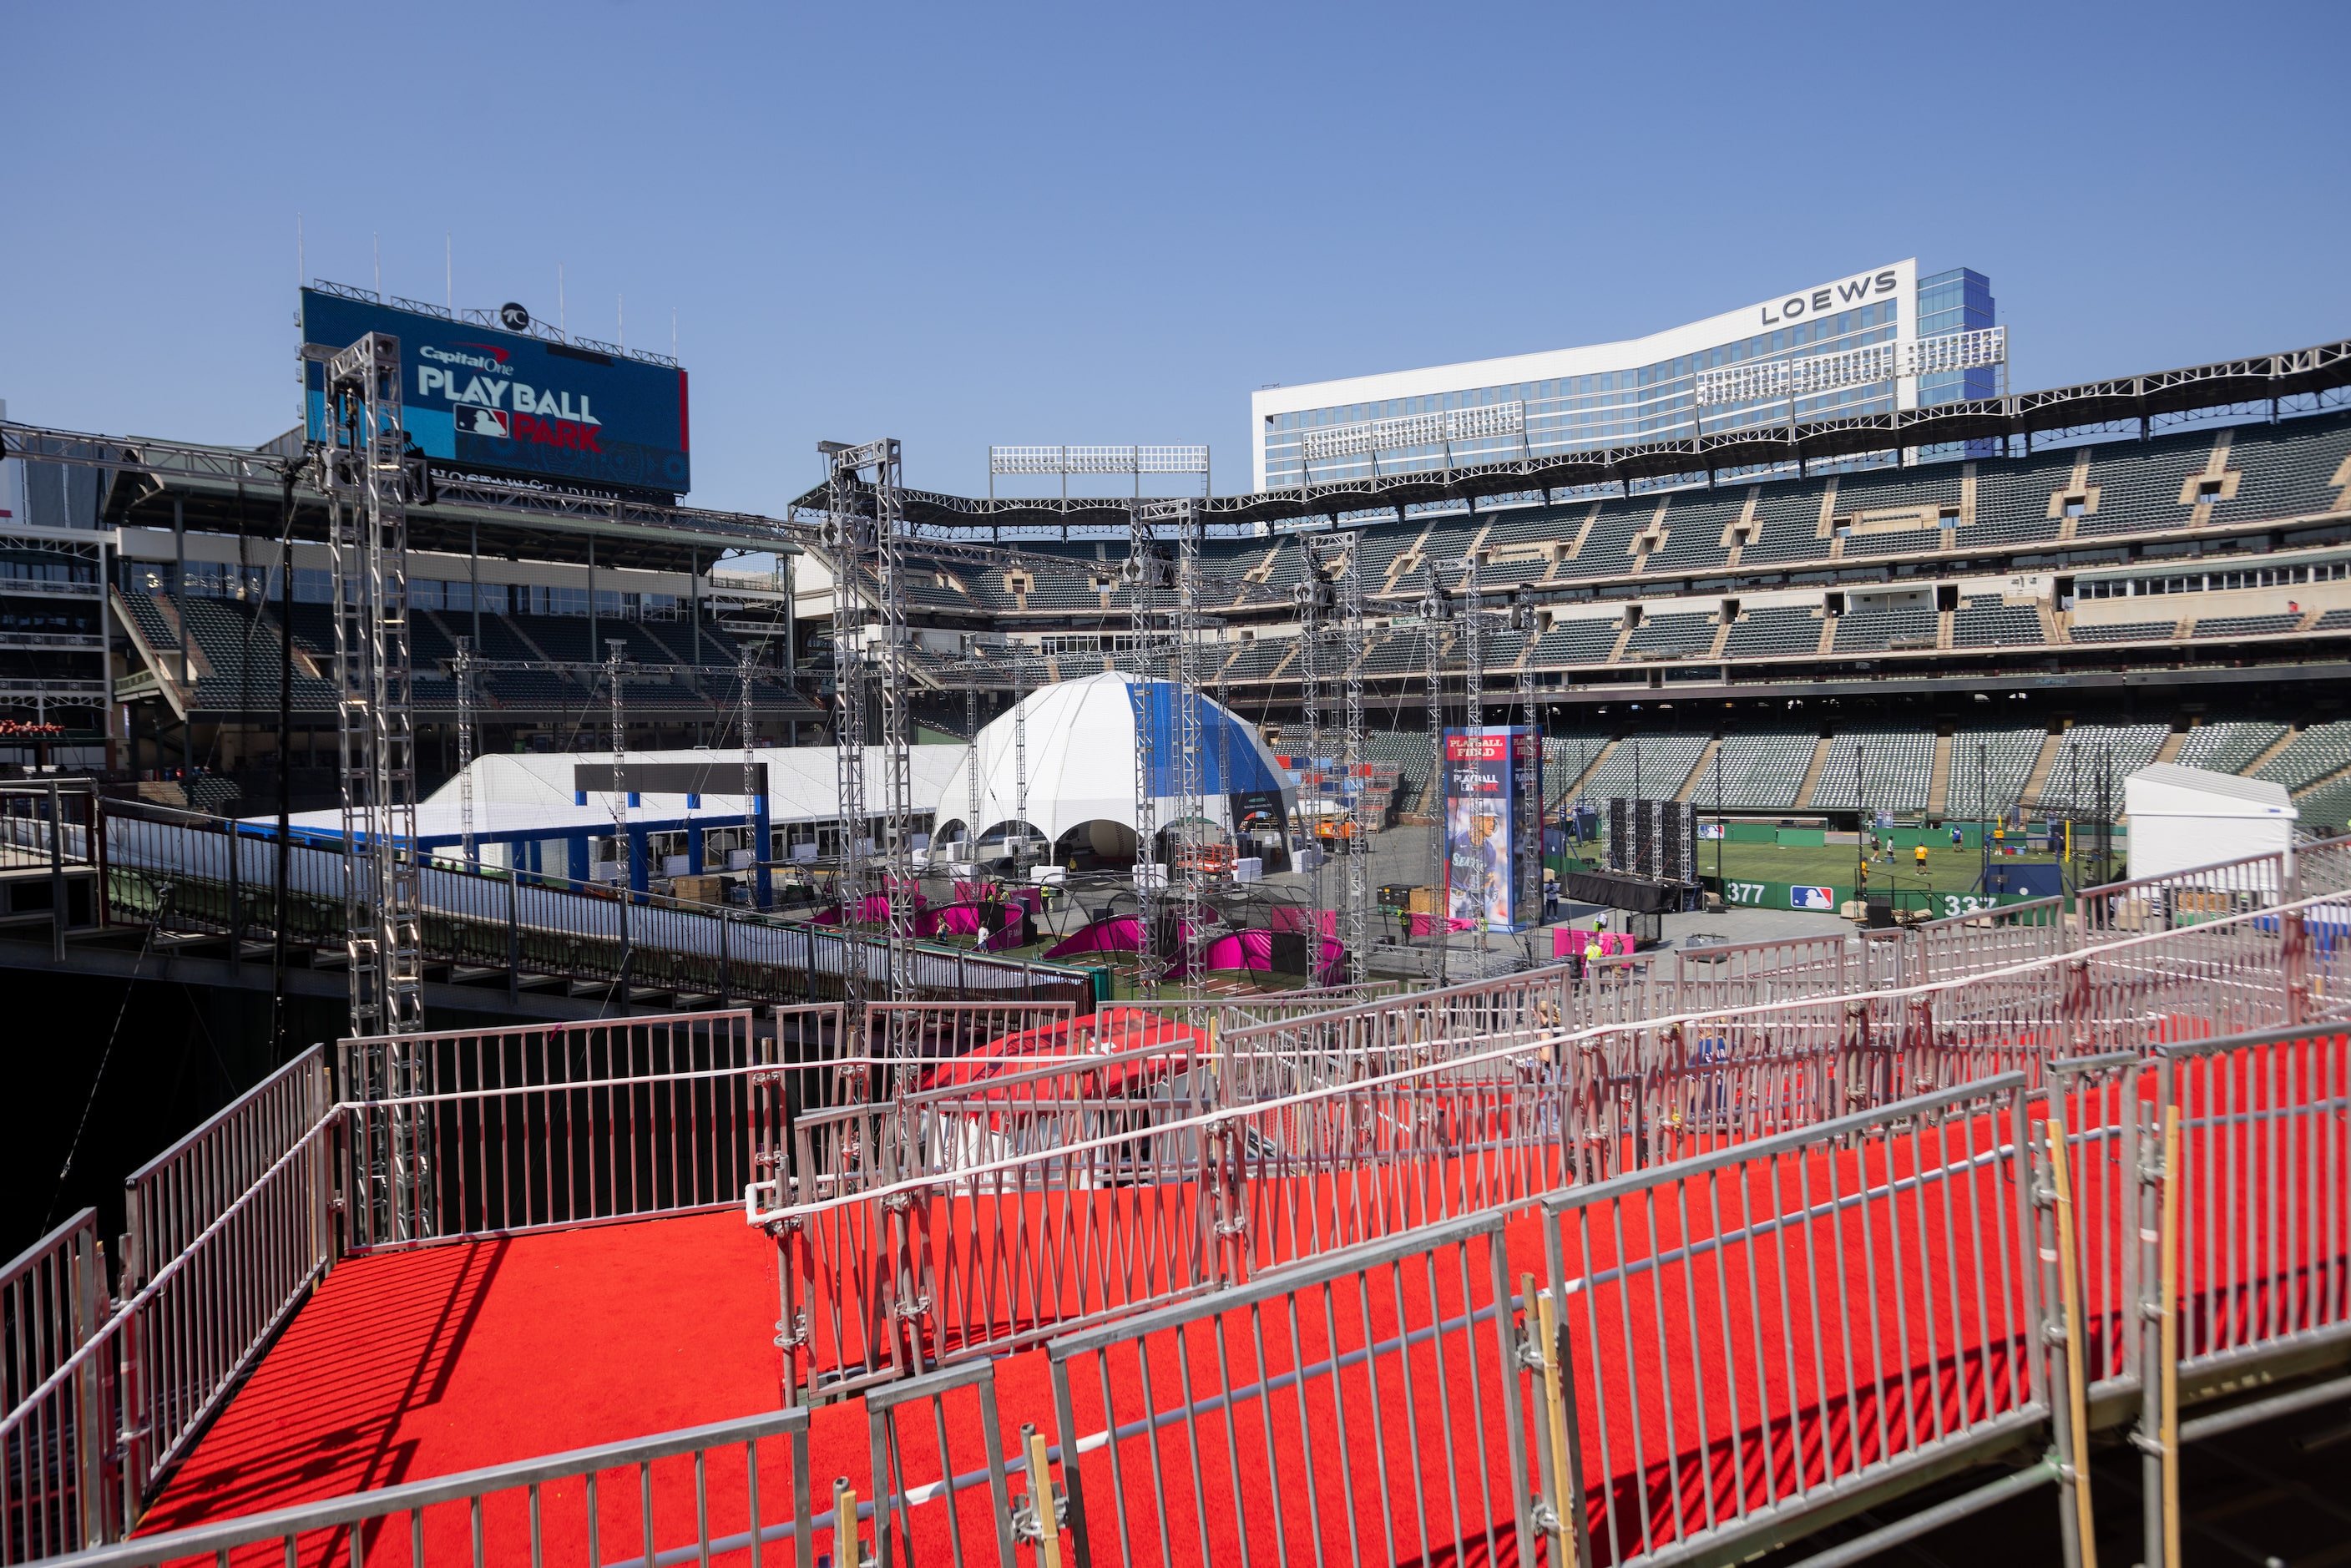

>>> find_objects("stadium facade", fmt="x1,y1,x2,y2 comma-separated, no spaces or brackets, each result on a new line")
1251,258,2000,491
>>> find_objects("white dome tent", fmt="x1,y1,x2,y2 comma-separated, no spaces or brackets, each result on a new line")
933,670,1297,867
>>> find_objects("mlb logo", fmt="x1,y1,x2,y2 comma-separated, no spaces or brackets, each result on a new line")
456,407,510,438
1791,885,1835,911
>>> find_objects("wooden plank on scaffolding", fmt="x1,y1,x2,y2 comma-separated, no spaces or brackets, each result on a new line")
1027,1429,1064,1568
2047,1116,2101,1568
1531,1273,1583,1568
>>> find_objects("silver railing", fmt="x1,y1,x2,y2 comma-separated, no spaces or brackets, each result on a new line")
96,798,1095,1012
751,876,2351,1394
1036,1074,2083,1568
10,849,2348,1563
118,1048,332,1290
27,1405,822,1568
335,1009,796,1251
1,1211,113,1564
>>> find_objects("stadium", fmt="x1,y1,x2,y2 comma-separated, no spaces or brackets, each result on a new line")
3,256,2348,1568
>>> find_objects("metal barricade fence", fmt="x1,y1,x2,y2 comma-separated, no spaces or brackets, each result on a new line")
4,1046,338,1555
28,1405,822,1568
866,1000,1079,1062
94,799,1093,1012
2079,852,2288,941
759,884,2351,1399
0,785,97,869
1671,932,1853,1009
1216,964,1583,1105
1918,895,2066,979
2039,1052,2149,1417
2,1102,341,1558
1539,1074,2081,1568
1042,1192,1537,1568
2127,1024,2351,1568
1030,1075,2086,1568
336,1008,790,1251
1,1211,113,1565
119,1047,333,1291
108,1045,337,1535
780,1025,1226,1398
2154,1026,2349,1412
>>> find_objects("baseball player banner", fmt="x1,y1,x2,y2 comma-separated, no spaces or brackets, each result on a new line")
1443,725,1543,934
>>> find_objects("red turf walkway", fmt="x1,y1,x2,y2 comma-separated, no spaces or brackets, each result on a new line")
141,1211,802,1530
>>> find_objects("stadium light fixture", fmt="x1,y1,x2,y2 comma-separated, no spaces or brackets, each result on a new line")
987,444,1211,500
1297,401,1526,463
1693,327,2007,408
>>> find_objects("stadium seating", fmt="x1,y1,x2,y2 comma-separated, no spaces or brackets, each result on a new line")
1731,488,1832,566
2192,614,2300,638
1703,730,1818,809
2175,721,2287,775
1807,729,1937,813
2292,778,2351,836
1951,596,2042,648
1221,639,1295,680
1576,732,1711,803
1639,491,1742,574
1832,605,1935,654
1723,605,1823,660
1528,619,1620,666
2255,721,2351,792
1542,731,1614,802
2208,412,2351,526
1967,450,2074,545
1360,730,1435,809
1623,610,1713,658
1947,728,2047,818
2070,621,2174,643
2040,723,2171,804
2074,441,2212,538
118,591,177,655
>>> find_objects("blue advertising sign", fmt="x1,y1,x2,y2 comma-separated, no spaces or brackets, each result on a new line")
301,288,691,498
1443,725,1544,933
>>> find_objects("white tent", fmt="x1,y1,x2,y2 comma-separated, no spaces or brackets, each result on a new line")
932,671,1295,857
2125,762,2296,885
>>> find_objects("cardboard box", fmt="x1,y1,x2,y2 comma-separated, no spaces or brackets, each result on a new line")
670,874,730,907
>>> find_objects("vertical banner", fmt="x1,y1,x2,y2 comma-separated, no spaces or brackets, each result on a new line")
1443,726,1541,933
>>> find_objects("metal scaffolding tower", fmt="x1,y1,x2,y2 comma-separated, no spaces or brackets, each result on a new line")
1304,533,1368,987
317,332,425,1039
1012,646,1028,855
1122,502,1177,995
1511,584,1539,725
1421,566,1452,989
964,677,983,858
454,637,478,867
1164,500,1207,989
314,331,427,1241
1293,555,1330,977
740,647,770,908
820,438,914,1025
1454,555,1485,731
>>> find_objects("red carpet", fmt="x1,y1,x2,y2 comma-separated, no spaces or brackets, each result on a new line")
138,1214,817,1548
130,1037,2344,1568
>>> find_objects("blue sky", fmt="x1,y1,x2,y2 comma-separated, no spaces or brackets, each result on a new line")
3,2,2345,516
